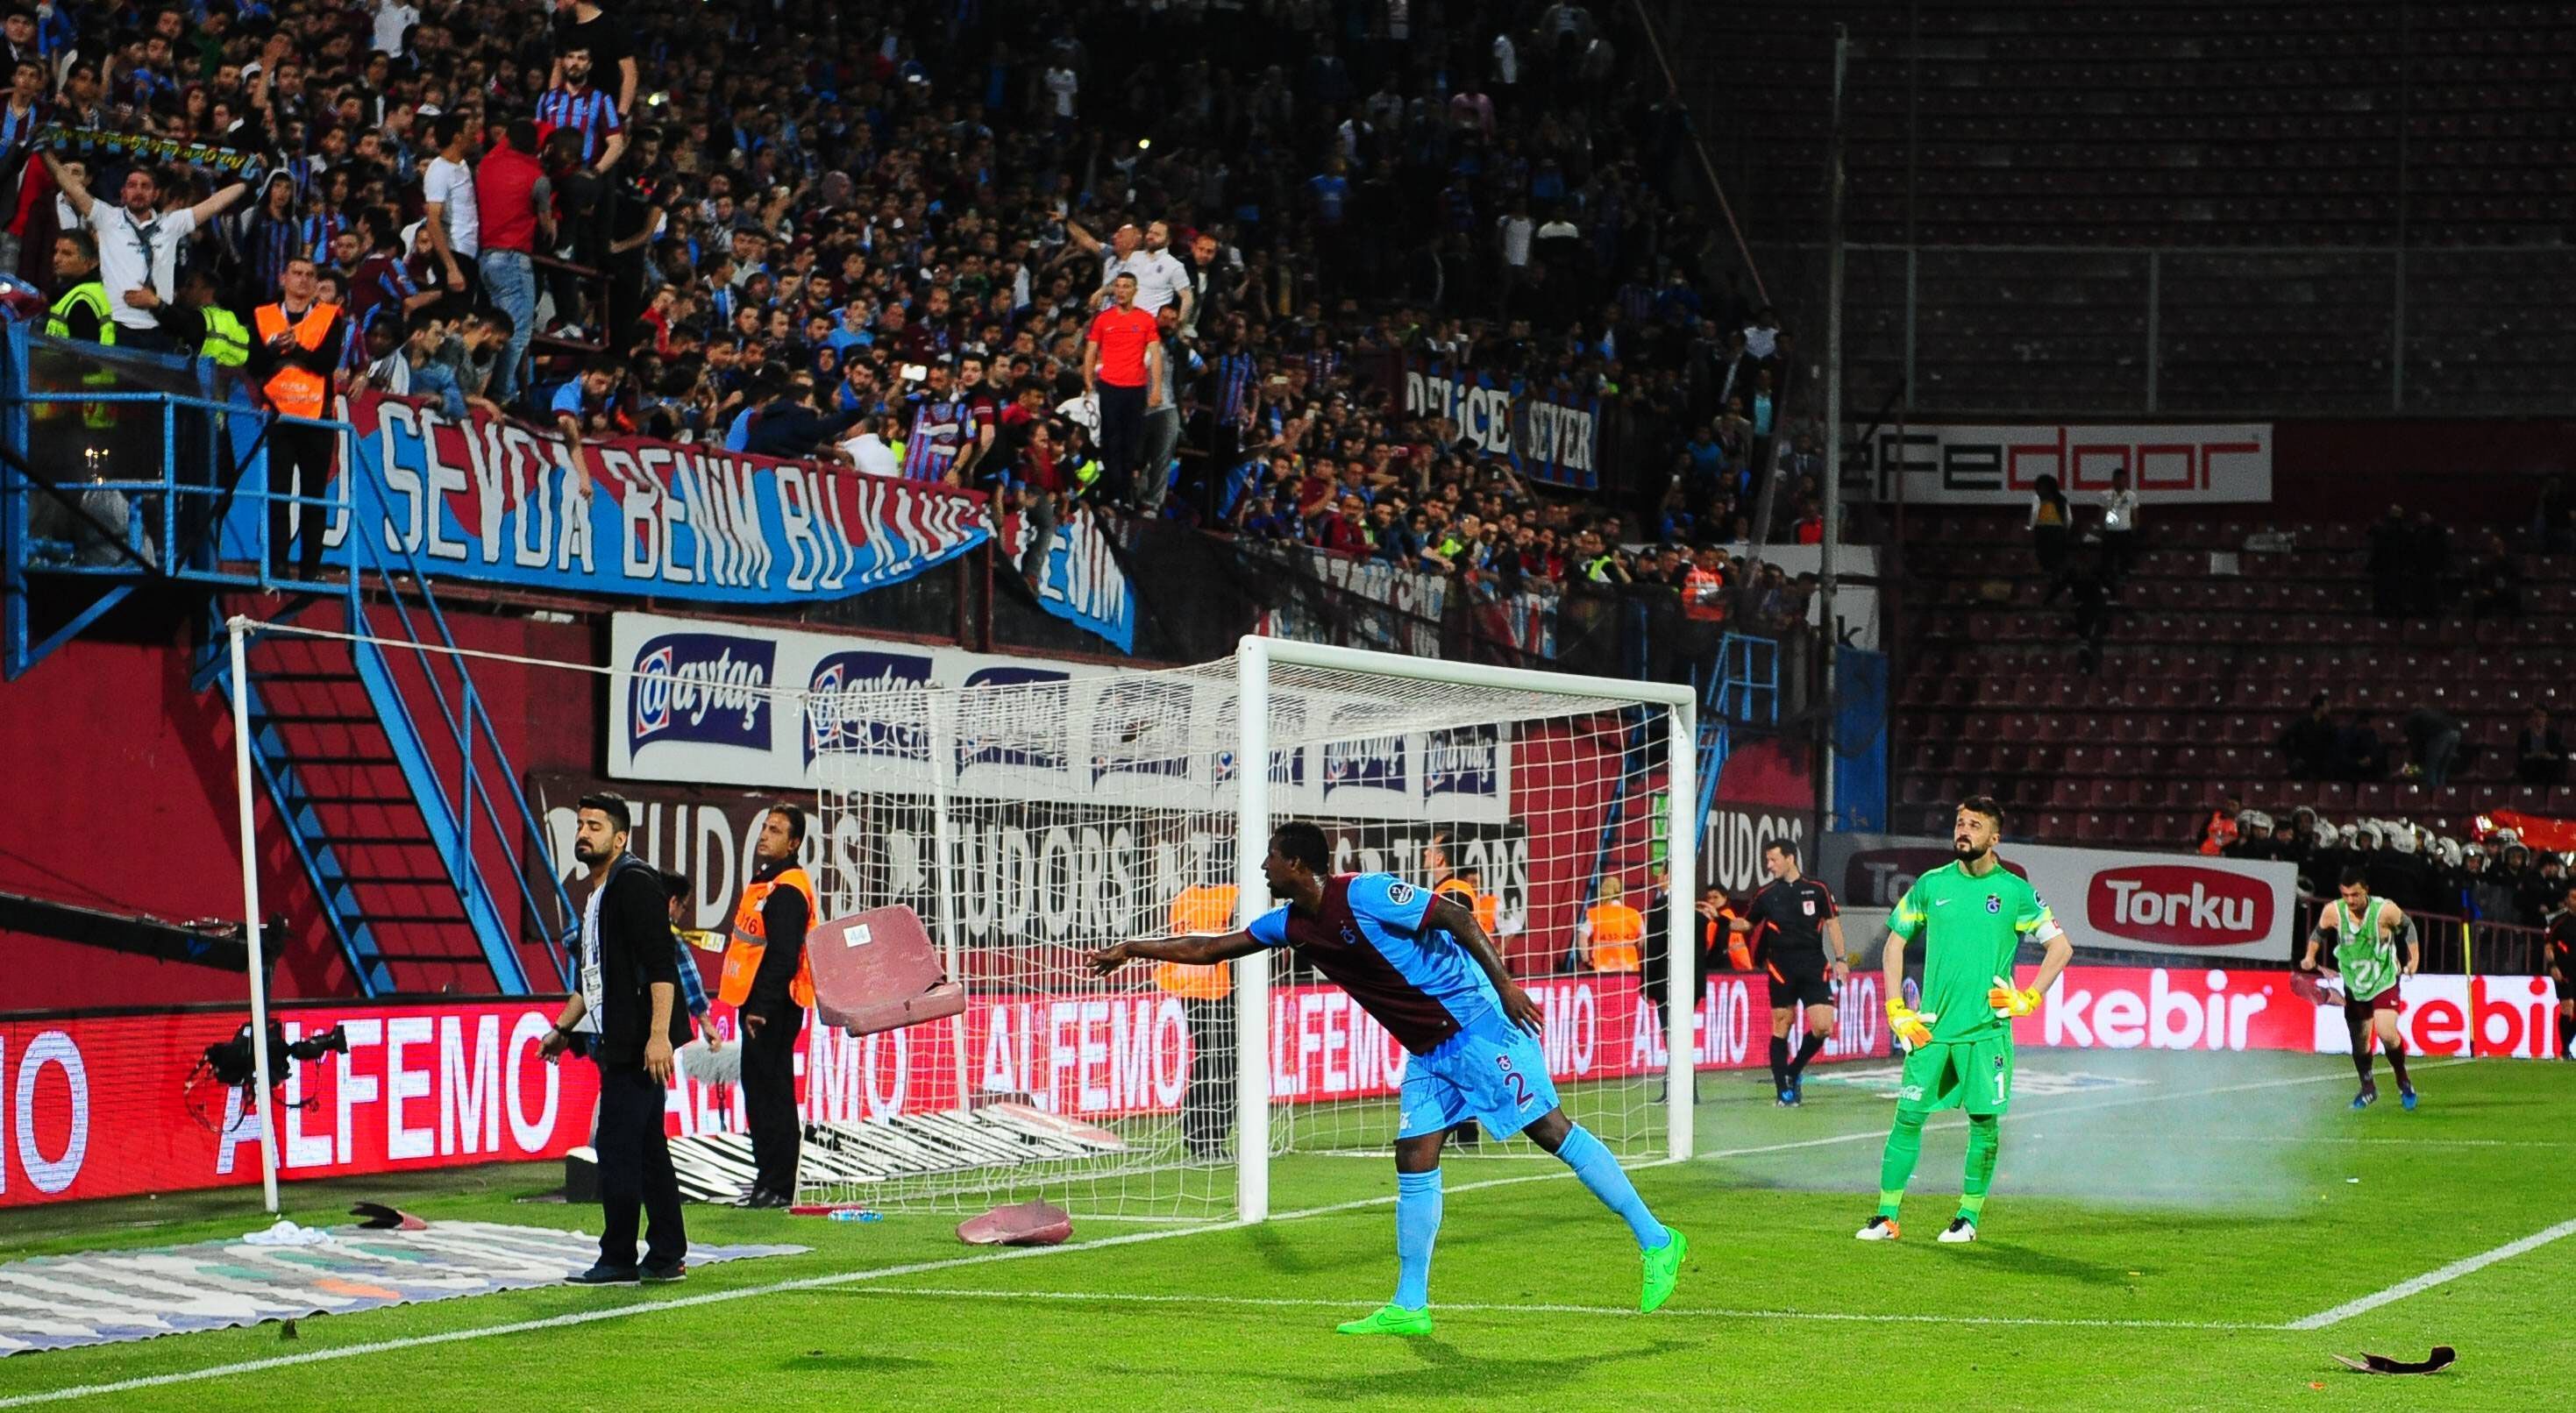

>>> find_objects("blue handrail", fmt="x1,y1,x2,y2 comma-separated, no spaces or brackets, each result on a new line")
3,326,576,991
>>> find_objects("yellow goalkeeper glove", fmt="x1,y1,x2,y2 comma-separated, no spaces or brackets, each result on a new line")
1989,976,2043,1019
1886,998,1936,1053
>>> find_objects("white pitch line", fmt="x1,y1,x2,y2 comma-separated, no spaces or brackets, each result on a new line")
0,1057,2479,1407
834,1284,2273,1331
2283,1216,2576,1331
1698,1057,2474,1165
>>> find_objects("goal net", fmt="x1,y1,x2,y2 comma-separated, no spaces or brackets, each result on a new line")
803,637,1697,1224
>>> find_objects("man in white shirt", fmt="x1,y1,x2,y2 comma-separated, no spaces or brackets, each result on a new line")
421,112,480,300
1743,307,1781,362
373,0,420,58
43,150,249,353
1121,220,1192,320
1043,64,1078,137
840,414,900,477
1497,202,1534,274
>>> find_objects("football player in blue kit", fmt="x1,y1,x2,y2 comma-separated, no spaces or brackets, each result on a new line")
1092,822,1689,1336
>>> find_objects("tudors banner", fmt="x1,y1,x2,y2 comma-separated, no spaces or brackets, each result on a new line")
216,393,990,603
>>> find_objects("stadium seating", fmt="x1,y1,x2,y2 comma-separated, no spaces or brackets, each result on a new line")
1884,506,2567,847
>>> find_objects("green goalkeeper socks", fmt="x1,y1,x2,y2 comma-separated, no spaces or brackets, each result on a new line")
1958,1115,2000,1220
1877,1110,1926,1217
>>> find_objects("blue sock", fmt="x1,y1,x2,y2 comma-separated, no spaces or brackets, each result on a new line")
1393,1168,1442,1310
1556,1124,1667,1251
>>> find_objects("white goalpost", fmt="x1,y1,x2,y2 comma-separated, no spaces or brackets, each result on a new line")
224,614,1697,1227
801,635,1697,1225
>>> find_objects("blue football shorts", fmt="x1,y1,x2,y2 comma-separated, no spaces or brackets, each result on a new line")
1396,1018,1560,1140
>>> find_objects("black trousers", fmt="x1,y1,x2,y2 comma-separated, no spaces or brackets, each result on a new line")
1095,382,1148,503
1179,996,1235,1155
267,422,336,582
593,1061,686,1270
743,1005,805,1196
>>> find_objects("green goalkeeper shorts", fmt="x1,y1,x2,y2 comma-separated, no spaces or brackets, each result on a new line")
1896,1034,2016,1117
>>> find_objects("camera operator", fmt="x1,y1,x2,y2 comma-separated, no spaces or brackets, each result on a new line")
541,792,693,1284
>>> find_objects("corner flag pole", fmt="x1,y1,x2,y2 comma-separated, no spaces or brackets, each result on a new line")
227,615,282,1215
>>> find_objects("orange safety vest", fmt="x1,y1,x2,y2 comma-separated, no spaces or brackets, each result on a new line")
1703,905,1752,971
1682,567,1727,622
719,864,817,1009
2198,812,2238,857
253,300,342,421
1585,901,1645,972
1156,883,1239,1001
1434,877,1499,936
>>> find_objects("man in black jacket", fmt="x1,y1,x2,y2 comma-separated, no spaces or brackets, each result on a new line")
542,792,693,1283
729,804,815,1206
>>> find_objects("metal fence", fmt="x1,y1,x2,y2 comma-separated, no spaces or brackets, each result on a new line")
1754,241,2576,418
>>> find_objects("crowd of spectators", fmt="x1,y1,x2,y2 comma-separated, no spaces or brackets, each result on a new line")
2203,799,2571,930
0,0,1829,662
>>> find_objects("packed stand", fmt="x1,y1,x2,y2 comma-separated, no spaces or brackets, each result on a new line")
2197,800,2572,931
0,0,1825,661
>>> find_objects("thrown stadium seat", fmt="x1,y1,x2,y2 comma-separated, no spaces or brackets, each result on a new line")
806,905,968,1038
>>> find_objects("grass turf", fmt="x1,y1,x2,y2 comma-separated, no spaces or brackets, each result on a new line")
1,1051,2569,1411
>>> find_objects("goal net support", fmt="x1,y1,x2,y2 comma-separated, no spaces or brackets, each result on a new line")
803,636,1697,1225
218,619,1696,1226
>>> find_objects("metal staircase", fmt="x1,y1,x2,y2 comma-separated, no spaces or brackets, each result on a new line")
1693,633,1782,856
203,577,576,998
9,324,576,996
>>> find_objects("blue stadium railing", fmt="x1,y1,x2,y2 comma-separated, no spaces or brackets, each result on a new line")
0,320,573,995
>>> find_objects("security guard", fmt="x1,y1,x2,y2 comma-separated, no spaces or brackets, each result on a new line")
42,231,116,430
719,803,815,1207
246,255,345,582
1162,877,1237,1157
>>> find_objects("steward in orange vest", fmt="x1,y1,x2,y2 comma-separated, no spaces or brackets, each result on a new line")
246,256,347,581
719,804,816,1205
1159,883,1239,1001
1583,875,1646,973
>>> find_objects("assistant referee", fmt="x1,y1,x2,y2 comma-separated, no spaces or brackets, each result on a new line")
1732,839,1848,1106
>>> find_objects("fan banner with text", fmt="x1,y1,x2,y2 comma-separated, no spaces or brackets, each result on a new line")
216,392,990,602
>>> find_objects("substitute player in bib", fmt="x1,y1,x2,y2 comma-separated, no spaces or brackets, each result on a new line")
1731,838,1849,1105
1090,822,1688,1336
1858,797,2074,1245
2300,867,2421,1110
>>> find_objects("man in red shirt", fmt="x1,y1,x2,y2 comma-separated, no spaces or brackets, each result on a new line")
1083,271,1163,507
473,118,551,406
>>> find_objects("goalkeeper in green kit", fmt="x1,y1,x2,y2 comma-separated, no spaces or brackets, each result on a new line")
1856,797,2074,1244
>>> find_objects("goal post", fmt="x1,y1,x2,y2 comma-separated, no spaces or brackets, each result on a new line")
215,612,1699,1227
1227,636,1698,1223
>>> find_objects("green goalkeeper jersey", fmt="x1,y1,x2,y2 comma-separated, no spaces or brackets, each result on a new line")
1889,861,2061,1044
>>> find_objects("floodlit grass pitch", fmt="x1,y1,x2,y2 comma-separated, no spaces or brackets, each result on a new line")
2,1053,2571,1412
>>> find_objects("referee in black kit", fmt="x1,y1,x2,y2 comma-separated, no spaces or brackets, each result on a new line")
542,792,694,1283
1731,839,1849,1108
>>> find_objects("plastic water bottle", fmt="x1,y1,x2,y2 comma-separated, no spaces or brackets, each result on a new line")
827,1209,882,1223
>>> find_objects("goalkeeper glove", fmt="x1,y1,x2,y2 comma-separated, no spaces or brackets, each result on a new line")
1989,975,2042,1019
1886,998,1935,1053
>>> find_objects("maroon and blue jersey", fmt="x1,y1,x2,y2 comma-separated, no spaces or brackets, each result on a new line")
1249,873,1505,1054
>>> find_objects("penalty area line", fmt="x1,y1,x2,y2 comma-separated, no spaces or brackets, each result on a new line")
2282,1215,2576,1331
835,1284,2274,1331
0,1159,1689,1410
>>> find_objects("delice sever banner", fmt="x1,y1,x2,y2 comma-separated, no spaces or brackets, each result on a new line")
217,392,990,603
